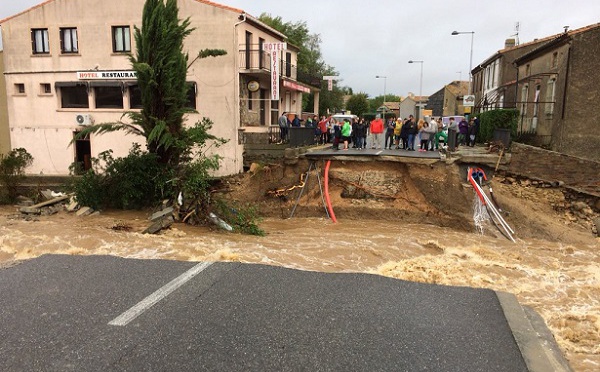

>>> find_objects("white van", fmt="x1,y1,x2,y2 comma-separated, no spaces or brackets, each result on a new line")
441,115,465,129
330,114,358,124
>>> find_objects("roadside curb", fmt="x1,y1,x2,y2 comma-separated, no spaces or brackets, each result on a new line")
496,291,573,372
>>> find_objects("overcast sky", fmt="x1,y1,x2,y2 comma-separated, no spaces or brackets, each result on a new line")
2,0,599,98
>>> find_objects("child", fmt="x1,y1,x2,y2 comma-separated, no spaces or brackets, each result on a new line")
418,122,430,152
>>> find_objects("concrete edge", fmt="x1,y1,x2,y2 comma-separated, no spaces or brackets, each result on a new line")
496,291,573,372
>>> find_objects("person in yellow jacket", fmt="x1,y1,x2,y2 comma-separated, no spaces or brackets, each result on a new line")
393,118,403,149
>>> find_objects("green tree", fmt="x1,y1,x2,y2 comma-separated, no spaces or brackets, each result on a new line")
345,93,370,117
0,148,33,203
368,94,402,113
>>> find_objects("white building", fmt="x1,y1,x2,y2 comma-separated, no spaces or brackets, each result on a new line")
0,0,320,175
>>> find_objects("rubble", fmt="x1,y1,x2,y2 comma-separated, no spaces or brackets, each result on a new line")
75,207,94,217
143,205,175,234
19,194,71,215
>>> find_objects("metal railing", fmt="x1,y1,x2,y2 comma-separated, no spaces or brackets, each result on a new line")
239,49,322,89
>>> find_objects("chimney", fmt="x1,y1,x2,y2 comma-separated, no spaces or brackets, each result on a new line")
504,38,516,48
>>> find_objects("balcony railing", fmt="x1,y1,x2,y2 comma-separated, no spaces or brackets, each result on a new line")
239,49,322,89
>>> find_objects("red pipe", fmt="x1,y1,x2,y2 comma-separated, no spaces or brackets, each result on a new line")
468,167,486,203
324,160,337,223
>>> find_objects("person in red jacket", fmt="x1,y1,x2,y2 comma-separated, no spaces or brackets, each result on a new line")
317,116,328,144
369,117,384,149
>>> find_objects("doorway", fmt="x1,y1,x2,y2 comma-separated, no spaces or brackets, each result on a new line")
260,89,267,126
73,131,91,174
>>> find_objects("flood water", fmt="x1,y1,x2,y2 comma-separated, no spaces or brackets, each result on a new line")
0,208,598,371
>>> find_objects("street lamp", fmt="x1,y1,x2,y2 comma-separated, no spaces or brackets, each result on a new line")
375,75,387,118
408,60,423,120
451,31,475,95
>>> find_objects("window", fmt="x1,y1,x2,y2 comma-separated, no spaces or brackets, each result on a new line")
551,52,558,68
545,79,556,115
258,38,265,69
245,31,252,69
185,82,196,109
14,83,25,94
521,84,528,116
112,26,131,53
285,52,291,77
95,85,123,109
525,64,531,76
31,28,50,54
60,84,89,108
40,83,52,94
533,85,541,117
129,85,143,109
60,28,78,53
248,91,253,111
129,83,194,110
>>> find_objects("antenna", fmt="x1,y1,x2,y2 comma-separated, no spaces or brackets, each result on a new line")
563,25,569,33
512,21,520,45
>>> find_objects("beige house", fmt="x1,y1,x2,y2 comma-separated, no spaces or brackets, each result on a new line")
425,81,469,117
0,51,9,155
0,0,320,176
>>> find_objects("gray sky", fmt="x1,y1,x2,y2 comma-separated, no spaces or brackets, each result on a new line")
2,0,599,98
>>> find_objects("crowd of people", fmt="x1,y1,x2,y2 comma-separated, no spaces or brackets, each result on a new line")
277,113,480,151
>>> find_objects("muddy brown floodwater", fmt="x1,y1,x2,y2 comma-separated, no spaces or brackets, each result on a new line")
0,206,598,371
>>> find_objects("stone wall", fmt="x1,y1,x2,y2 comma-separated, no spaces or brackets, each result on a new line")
506,143,600,194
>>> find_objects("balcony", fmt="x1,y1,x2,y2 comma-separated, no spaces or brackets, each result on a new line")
239,49,322,90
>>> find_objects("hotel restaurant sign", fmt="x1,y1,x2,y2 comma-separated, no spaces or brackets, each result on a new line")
77,71,137,80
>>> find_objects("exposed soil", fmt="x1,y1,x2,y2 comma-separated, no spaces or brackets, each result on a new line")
219,158,599,245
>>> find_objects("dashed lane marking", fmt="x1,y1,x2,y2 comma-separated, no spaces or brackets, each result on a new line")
108,261,213,326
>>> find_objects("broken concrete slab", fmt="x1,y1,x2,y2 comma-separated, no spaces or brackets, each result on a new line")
40,205,61,216
19,195,71,214
40,189,55,200
75,207,93,217
142,216,174,234
149,207,174,221
66,199,79,212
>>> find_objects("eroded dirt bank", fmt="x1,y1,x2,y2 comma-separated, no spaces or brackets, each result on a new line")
1,159,599,371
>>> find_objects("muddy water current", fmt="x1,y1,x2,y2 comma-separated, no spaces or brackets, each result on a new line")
0,209,598,371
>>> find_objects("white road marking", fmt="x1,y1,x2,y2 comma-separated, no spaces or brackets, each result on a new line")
108,261,213,326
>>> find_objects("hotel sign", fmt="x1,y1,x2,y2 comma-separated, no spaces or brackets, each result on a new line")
77,71,137,80
262,42,287,100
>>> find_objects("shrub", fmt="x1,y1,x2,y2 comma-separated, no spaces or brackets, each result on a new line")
477,109,519,143
0,148,33,203
69,144,175,210
213,199,265,236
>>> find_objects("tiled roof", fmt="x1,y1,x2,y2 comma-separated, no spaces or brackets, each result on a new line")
0,0,54,24
1,0,246,24
193,0,243,14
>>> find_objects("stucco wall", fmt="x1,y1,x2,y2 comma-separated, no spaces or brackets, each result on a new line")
0,51,10,155
1,0,290,177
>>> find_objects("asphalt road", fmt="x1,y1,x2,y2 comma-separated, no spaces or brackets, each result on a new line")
0,255,531,371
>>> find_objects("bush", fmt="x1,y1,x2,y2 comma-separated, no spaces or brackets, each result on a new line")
213,199,265,236
0,148,33,203
69,144,175,210
477,109,519,143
